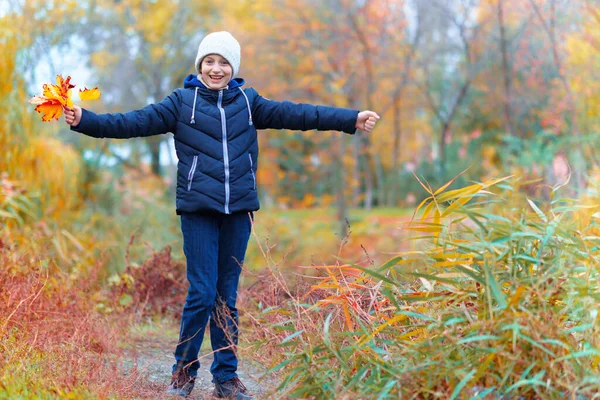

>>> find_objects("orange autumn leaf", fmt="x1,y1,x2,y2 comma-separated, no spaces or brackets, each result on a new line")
34,101,65,122
56,75,75,90
29,96,65,122
79,87,101,101
29,74,100,122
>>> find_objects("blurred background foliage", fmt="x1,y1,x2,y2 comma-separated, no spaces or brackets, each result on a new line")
10,0,600,215
3,0,600,398
3,0,600,269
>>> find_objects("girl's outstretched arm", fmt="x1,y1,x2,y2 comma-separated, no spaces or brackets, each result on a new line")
64,90,181,139
251,93,360,134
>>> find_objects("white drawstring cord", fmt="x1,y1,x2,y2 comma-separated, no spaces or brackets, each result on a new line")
190,87,198,124
238,88,253,126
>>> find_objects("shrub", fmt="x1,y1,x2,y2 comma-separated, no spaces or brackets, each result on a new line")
247,175,600,399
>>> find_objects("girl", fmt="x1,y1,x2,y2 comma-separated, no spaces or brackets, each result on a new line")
65,31,379,399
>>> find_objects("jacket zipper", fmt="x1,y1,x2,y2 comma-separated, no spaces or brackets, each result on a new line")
218,90,231,214
187,155,198,191
248,154,256,190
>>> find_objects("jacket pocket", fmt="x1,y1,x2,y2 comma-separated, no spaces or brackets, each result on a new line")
248,153,256,190
187,155,199,191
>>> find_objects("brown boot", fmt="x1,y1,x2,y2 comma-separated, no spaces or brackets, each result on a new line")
166,368,196,397
213,377,253,399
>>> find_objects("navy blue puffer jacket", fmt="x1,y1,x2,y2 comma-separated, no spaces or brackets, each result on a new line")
71,75,359,214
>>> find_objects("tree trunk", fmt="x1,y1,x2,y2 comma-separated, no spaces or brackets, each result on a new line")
390,94,402,206
147,137,161,176
346,7,376,210
352,132,361,207
148,85,167,177
374,154,385,207
498,0,515,136
528,0,584,188
363,142,374,211
337,133,348,238
439,124,449,176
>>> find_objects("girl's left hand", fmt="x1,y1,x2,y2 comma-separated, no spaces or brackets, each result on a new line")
356,110,380,132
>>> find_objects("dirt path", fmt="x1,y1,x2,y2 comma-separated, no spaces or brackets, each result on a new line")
122,321,274,399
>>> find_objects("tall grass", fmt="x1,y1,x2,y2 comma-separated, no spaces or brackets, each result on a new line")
244,176,600,399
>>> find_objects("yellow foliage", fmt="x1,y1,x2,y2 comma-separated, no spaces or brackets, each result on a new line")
301,193,316,208
134,0,178,60
0,15,83,222
90,50,119,70
18,137,82,218
565,9,600,132
319,193,335,207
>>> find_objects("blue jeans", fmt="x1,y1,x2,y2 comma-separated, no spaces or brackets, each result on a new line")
172,211,252,384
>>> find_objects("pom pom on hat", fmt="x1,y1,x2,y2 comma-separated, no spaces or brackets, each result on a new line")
194,31,241,77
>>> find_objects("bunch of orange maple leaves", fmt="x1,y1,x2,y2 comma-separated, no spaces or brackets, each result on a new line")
29,75,101,122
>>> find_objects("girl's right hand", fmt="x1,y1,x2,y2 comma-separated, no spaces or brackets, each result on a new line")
64,105,82,126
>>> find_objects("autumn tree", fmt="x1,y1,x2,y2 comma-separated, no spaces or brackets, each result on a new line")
416,0,489,176
224,0,407,233
75,0,217,177
376,0,424,206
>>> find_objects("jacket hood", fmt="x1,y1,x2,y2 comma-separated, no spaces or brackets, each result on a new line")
183,74,244,90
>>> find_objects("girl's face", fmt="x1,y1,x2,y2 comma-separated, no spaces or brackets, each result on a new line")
200,54,233,90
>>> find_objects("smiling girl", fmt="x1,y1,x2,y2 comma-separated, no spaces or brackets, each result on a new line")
64,31,379,399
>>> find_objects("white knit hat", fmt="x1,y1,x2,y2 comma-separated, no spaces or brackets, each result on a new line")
194,31,241,77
